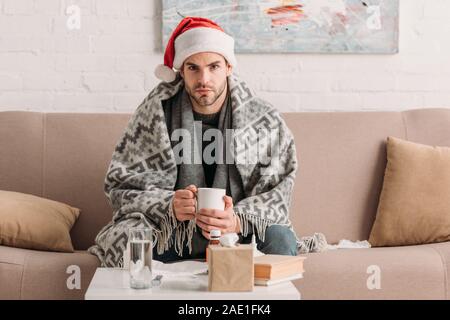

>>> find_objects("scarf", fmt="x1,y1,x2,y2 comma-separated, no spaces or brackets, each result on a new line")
88,73,298,267
162,86,246,256
164,87,245,197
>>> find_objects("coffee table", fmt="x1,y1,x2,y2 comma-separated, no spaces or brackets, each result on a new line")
85,268,301,300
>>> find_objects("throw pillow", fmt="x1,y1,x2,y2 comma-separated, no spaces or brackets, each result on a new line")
0,190,80,252
369,136,450,246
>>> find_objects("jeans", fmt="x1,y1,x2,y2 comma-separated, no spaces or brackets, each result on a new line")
241,225,298,256
153,224,298,263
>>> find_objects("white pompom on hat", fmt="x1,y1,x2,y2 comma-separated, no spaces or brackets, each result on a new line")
154,64,177,83
155,16,237,82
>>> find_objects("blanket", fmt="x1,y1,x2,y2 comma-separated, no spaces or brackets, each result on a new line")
88,73,299,267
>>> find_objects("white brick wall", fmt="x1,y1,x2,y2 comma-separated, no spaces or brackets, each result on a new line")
0,0,449,113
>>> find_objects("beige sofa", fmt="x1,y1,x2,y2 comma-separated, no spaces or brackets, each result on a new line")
1,108,450,300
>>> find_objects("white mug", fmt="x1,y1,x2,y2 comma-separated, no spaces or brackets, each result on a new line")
196,188,226,212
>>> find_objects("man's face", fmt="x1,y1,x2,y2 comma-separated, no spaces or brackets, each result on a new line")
180,52,233,108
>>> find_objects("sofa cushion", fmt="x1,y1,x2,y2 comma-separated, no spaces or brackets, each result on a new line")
0,245,99,299
295,243,447,299
0,190,80,252
369,136,450,247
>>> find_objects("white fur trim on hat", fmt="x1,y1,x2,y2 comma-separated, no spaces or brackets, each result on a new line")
173,27,236,70
154,64,177,82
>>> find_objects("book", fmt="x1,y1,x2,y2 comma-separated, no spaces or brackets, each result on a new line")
254,254,306,280
254,273,303,286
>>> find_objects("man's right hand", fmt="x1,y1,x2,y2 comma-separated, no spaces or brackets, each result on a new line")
172,184,197,222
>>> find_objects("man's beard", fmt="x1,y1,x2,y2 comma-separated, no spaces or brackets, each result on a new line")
187,81,227,107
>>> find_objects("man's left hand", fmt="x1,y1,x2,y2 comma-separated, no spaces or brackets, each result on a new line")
196,195,240,240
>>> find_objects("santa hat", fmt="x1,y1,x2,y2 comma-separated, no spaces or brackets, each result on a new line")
155,16,237,83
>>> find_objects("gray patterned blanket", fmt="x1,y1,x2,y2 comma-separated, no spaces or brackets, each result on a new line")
88,73,299,267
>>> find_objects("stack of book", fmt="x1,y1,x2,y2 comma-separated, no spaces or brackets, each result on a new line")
253,254,306,286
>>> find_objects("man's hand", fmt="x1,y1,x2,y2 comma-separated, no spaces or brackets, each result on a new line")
172,185,197,222
196,195,240,240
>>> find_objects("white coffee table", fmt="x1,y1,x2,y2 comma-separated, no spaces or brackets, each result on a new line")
85,268,301,300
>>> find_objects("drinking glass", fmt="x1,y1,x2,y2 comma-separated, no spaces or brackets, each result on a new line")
128,227,152,289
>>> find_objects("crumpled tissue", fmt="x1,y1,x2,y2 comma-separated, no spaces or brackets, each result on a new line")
326,239,371,250
219,233,239,247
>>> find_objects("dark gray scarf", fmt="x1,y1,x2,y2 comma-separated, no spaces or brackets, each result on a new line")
164,86,245,202
162,86,245,257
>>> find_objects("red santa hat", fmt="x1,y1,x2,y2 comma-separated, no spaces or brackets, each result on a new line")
154,16,237,83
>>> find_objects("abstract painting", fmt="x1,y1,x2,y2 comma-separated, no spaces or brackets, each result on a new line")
162,0,399,54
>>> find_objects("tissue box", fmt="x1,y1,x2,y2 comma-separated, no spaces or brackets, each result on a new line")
207,244,254,292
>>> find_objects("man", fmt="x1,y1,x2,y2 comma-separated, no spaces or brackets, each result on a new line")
89,16,299,267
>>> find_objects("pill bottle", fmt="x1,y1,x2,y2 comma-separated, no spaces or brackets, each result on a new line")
206,229,221,262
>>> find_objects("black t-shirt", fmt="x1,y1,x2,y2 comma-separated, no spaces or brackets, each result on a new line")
193,110,221,187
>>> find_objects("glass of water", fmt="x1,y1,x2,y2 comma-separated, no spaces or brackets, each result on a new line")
128,227,152,289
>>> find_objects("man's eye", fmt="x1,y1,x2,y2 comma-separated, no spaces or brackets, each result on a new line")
188,66,197,71
211,65,219,70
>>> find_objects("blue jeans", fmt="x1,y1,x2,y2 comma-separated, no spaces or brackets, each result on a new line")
153,224,298,263
241,225,298,256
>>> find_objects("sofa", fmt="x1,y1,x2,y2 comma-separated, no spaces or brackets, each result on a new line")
1,108,450,300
